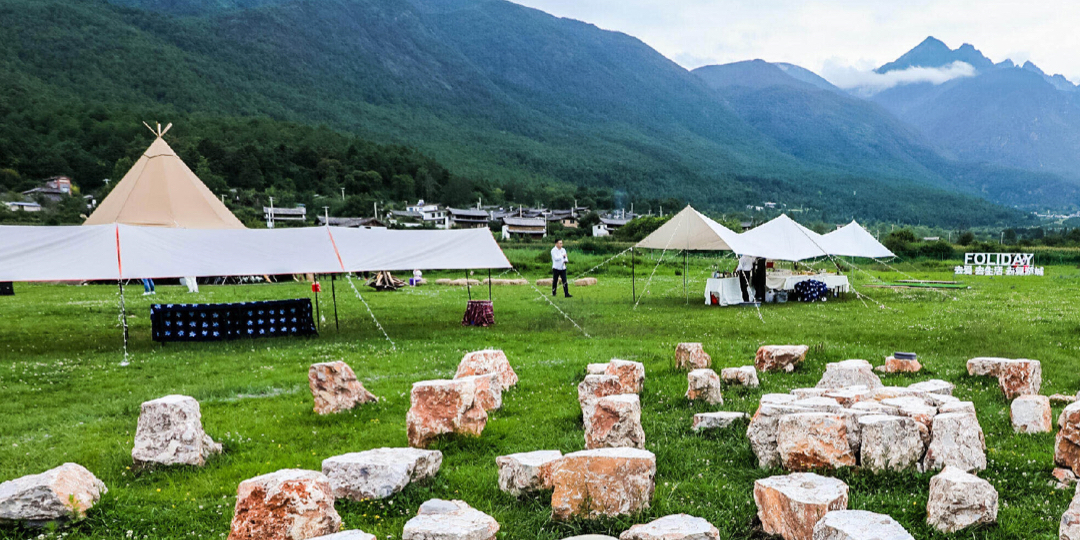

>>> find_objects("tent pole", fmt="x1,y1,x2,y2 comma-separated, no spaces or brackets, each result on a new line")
487,269,492,301
631,248,636,302
684,250,688,304
314,274,321,330
465,271,472,301
331,273,339,331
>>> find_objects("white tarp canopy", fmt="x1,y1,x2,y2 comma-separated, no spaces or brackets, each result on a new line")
0,224,511,282
635,205,751,252
735,214,829,261
332,227,510,272
822,221,895,258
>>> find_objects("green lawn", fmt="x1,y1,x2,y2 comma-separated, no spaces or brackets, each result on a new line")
0,250,1077,539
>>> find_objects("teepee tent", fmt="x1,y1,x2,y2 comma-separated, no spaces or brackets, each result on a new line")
84,124,244,229
821,220,895,258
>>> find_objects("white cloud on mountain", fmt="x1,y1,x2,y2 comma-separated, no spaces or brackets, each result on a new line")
821,60,978,95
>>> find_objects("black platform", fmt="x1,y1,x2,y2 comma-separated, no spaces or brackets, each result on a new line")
150,299,317,343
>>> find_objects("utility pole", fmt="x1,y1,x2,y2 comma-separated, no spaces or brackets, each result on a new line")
373,202,378,220
323,206,330,226
340,187,346,201
267,196,275,229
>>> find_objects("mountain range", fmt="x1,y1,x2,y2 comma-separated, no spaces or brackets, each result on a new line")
2,0,1077,227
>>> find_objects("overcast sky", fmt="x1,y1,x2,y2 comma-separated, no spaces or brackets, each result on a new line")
511,0,1080,84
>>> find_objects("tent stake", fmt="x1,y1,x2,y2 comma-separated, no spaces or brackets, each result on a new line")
465,271,472,301
631,248,636,302
331,273,339,331
118,279,129,348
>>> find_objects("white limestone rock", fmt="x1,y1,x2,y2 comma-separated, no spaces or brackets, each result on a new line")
619,514,720,539
686,369,723,405
966,357,1005,377
496,450,563,496
693,411,749,432
858,415,924,473
748,402,812,469
586,363,610,375
606,359,646,394
1062,489,1080,540
455,349,518,390
926,466,998,532
228,469,340,540
938,401,976,415
550,448,656,520
322,448,442,501
132,394,222,467
908,379,955,395
816,360,882,390
812,510,913,540
0,463,107,525
403,499,499,540
579,374,625,432
753,473,848,540
924,413,986,472
586,394,646,449
720,366,759,388
1010,394,1052,434
777,413,856,471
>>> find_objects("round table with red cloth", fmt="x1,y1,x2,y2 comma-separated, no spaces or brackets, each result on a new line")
462,300,495,327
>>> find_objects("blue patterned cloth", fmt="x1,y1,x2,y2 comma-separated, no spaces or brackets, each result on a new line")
793,279,828,302
150,299,317,343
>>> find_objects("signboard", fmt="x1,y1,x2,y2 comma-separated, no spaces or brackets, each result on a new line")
955,253,1042,276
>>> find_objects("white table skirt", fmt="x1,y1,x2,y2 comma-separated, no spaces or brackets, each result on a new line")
704,277,749,306
705,274,850,306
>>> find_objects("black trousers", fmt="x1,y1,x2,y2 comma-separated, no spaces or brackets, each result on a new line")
736,270,752,302
552,268,569,296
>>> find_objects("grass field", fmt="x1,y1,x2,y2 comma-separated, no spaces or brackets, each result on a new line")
1,249,1078,539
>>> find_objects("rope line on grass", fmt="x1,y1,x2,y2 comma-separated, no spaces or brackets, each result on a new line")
634,217,683,310
345,273,396,350
572,246,633,281
513,267,591,338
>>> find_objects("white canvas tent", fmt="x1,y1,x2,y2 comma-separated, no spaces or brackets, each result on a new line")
735,214,829,261
84,125,245,229
822,221,895,258
634,205,749,252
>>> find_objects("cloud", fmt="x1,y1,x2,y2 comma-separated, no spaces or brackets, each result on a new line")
816,60,977,95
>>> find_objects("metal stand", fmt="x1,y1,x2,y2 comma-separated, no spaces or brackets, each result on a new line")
631,248,636,302
683,250,688,304
331,274,339,331
465,271,472,300
487,268,492,300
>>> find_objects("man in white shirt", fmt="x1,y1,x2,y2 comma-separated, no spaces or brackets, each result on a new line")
551,239,572,298
736,254,755,303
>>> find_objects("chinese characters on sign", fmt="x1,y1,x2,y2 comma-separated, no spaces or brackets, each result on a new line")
954,253,1043,276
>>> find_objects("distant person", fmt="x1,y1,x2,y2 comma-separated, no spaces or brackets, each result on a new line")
736,254,754,303
752,257,767,302
551,239,572,298
141,278,155,296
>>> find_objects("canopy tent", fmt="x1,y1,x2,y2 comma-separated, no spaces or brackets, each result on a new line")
0,225,511,282
84,126,245,229
634,205,749,252
822,220,895,259
735,214,829,261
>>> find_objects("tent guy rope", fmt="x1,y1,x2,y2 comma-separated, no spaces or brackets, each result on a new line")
345,273,396,350
634,216,682,310
513,267,591,338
